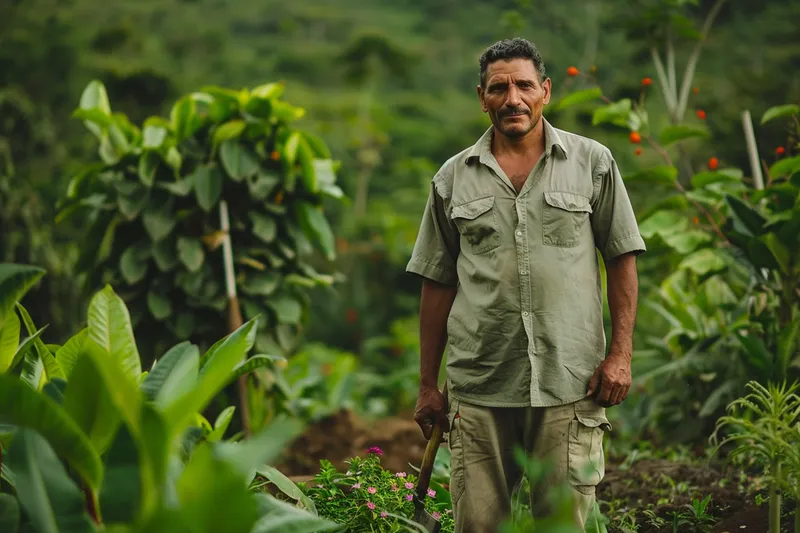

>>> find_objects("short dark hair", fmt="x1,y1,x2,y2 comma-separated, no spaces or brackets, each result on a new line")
478,38,546,87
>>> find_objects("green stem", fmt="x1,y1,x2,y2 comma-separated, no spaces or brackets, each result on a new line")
770,459,782,533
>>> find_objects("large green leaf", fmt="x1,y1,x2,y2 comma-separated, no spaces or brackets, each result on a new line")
88,285,142,379
138,151,160,187
760,233,790,275
679,248,727,276
175,443,259,533
152,238,179,272
19,333,45,391
296,202,335,260
142,125,167,150
177,238,205,273
249,212,278,244
761,104,799,125
171,95,200,141
7,429,96,533
117,182,150,220
0,264,46,320
624,166,678,186
691,168,743,189
147,289,172,320
62,343,122,454
268,295,303,325
592,99,631,127
255,465,316,514
0,310,20,373
0,374,102,489
663,230,712,254
99,423,141,524
220,141,260,182
191,165,223,212
735,332,772,375
638,211,688,239
725,195,767,236
215,417,304,480
242,273,280,296
212,119,246,150
0,493,20,533
55,329,88,379
658,124,710,146
552,87,603,112
229,355,282,382
769,155,800,179
165,320,257,432
297,138,319,193
251,495,341,533
140,342,199,407
15,304,64,382
208,406,236,442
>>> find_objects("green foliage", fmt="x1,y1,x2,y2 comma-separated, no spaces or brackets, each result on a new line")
298,450,454,532
0,263,337,533
57,80,343,363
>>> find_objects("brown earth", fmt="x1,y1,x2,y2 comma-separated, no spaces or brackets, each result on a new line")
275,410,792,532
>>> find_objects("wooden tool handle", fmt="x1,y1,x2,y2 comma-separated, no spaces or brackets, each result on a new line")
416,419,444,501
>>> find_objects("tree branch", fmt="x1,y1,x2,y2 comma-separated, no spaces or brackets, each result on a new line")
651,48,678,115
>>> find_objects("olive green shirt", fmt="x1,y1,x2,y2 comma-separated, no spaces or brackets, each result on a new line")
407,119,646,408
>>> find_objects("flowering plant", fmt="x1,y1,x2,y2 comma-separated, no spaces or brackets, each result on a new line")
302,447,454,532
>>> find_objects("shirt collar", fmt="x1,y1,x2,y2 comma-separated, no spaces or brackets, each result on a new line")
464,117,568,165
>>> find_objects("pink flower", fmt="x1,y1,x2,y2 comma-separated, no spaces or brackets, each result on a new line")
405,494,413,501
381,511,388,518
366,446,383,456
395,472,406,478
427,488,436,498
391,484,398,492
433,511,441,520
352,482,361,489
367,501,375,510
368,487,376,494
405,482,414,490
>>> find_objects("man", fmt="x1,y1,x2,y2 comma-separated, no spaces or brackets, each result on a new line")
406,38,646,532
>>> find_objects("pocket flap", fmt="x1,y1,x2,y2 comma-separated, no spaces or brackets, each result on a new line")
544,191,593,213
575,401,612,432
451,196,495,220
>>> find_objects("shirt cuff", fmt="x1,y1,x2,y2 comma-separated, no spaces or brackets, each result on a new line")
603,234,647,260
406,257,458,286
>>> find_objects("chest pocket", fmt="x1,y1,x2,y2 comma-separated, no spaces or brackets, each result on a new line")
451,196,501,254
542,191,593,248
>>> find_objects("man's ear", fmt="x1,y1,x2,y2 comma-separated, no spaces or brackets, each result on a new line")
476,85,488,113
542,77,552,105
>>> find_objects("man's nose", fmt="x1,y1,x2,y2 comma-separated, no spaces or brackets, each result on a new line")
506,85,522,106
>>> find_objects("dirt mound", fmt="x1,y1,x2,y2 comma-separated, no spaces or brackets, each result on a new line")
276,410,428,479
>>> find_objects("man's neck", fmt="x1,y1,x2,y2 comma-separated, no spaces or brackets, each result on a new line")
491,121,546,159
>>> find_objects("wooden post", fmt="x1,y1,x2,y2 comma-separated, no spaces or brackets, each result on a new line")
741,110,765,190
219,200,251,436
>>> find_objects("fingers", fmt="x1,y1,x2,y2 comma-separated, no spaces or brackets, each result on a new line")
586,369,601,397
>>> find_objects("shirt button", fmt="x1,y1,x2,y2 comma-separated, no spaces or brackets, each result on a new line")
516,230,522,237
520,270,527,275
522,311,529,317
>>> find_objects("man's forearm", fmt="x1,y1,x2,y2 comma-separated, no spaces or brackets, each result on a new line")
605,253,638,362
419,279,458,389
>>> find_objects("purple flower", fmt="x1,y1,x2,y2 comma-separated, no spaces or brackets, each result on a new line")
367,501,376,510
433,511,441,520
395,472,406,478
368,487,377,494
366,446,383,456
391,484,398,492
405,494,413,501
380,511,388,518
352,482,361,490
427,488,436,498
405,482,414,490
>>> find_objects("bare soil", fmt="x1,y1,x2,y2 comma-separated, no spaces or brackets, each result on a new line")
275,410,793,532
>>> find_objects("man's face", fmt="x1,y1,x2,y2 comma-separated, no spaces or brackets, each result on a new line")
477,58,551,139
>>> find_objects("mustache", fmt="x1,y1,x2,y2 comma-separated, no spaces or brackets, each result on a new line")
500,107,529,117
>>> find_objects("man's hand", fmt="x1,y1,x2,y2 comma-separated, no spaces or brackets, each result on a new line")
414,385,449,440
586,353,631,407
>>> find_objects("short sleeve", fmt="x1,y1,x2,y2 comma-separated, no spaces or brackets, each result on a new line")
406,182,460,286
590,150,647,261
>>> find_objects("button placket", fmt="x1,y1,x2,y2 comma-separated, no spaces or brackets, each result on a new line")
516,193,538,405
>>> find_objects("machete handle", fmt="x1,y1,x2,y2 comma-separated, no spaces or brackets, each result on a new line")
416,417,444,502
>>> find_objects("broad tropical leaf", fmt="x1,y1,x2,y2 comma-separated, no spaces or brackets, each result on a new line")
658,124,709,146
88,285,142,379
0,310,20,373
761,104,799,125
552,87,603,112
15,304,65,382
0,264,46,320
7,429,96,533
55,329,88,379
140,342,199,407
0,374,102,489
624,166,678,186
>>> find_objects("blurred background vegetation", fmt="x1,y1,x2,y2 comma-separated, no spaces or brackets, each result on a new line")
2,0,799,445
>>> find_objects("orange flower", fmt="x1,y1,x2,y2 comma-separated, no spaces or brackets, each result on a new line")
696,109,706,120
274,191,284,204
641,77,652,86
629,131,641,144
270,151,280,160
692,87,700,94
776,146,785,155
635,147,642,156
566,66,579,77
708,157,719,170
693,217,699,225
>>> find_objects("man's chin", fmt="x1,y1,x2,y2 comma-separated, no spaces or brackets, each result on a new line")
496,123,531,138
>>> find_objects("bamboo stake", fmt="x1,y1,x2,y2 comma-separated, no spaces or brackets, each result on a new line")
742,110,765,190
219,200,251,436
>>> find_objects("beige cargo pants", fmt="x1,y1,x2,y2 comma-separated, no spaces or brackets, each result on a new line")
445,395,611,533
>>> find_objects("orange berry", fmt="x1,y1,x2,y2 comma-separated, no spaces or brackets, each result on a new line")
345,308,358,324
274,191,284,204
629,131,641,144
776,146,785,155
642,77,653,87
692,87,700,94
708,157,719,170
696,109,706,120
270,151,280,160
566,66,579,77
693,217,699,225
635,147,642,156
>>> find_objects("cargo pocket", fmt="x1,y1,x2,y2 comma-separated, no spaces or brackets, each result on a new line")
542,191,593,248
451,196,501,254
567,401,611,495
446,398,465,505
